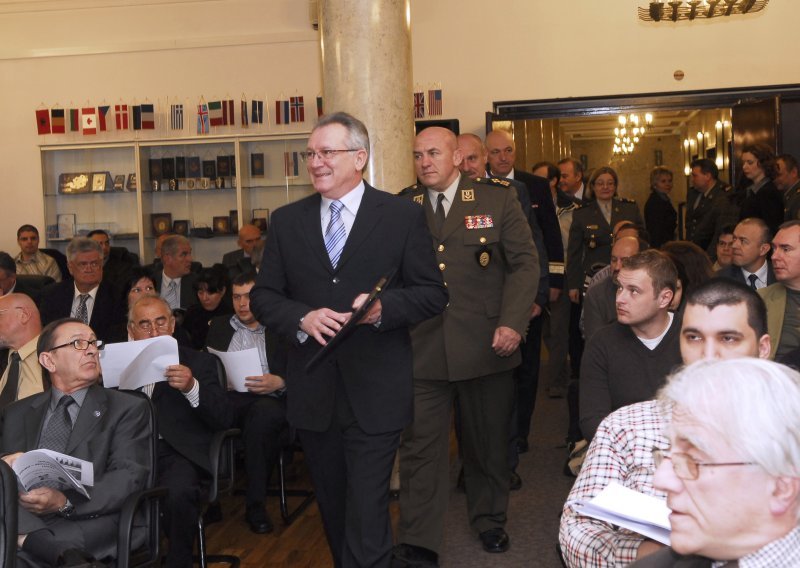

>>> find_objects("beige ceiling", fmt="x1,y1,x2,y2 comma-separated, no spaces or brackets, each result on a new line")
558,110,701,141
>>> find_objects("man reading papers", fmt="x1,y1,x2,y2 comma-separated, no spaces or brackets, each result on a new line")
0,318,150,566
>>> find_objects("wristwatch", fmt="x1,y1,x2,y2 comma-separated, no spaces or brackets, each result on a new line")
58,498,75,518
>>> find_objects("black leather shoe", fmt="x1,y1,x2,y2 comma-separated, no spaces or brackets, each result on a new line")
245,503,274,534
509,470,522,491
392,543,439,567
479,528,510,553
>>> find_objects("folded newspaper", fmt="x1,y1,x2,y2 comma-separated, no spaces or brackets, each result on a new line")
574,481,671,545
12,449,94,499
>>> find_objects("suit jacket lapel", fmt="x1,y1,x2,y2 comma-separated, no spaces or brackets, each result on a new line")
66,385,107,454
24,392,50,449
336,184,382,271
300,193,333,273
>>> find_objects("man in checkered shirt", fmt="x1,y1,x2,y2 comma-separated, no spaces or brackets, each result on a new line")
560,278,772,566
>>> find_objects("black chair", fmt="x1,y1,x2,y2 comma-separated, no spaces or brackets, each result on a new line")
39,248,70,281
14,274,54,305
0,459,18,568
270,431,316,526
195,354,241,568
117,392,167,568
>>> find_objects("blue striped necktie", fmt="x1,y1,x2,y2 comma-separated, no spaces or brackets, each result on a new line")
325,200,347,268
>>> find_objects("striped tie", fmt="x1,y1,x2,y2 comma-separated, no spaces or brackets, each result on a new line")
164,280,178,310
325,200,347,268
76,294,89,324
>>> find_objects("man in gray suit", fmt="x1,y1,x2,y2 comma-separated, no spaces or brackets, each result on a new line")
0,318,150,566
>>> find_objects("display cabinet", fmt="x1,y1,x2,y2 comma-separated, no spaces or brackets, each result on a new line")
40,133,314,267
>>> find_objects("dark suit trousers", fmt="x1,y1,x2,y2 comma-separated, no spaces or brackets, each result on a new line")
513,314,544,445
157,441,207,568
228,391,287,505
567,299,585,442
18,509,120,564
398,372,514,553
297,376,401,568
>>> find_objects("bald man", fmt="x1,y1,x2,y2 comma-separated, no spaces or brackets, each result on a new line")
0,293,45,409
222,224,263,280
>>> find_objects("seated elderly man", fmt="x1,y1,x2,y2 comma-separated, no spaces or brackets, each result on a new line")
0,293,45,409
630,357,800,567
560,278,771,567
1,318,150,566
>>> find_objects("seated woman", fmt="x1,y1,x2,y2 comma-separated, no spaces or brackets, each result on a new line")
181,264,233,349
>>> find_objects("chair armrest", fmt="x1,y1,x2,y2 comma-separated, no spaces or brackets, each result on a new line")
117,486,168,568
208,428,241,503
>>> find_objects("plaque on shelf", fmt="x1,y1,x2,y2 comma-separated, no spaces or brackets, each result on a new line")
175,156,186,179
57,214,76,238
173,220,189,236
216,155,231,177
214,177,224,189
187,157,201,177
91,172,112,192
202,160,216,179
213,216,230,234
113,175,125,191
250,153,265,177
168,179,177,191
58,173,91,194
229,210,238,234
151,179,160,192
126,173,137,191
151,213,172,236
181,178,197,191
162,157,176,180
148,159,163,181
200,177,211,190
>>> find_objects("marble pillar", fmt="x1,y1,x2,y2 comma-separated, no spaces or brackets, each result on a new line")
318,0,415,192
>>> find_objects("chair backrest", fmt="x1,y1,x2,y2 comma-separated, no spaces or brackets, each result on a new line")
205,353,237,503
0,459,18,568
39,248,70,281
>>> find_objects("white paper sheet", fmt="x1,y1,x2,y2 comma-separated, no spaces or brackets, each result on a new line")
100,335,179,390
574,481,672,545
206,347,262,392
13,449,93,499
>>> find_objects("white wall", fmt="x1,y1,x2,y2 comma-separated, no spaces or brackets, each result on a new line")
2,0,799,252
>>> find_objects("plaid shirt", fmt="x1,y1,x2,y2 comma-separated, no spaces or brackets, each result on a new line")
712,526,800,567
560,400,669,567
15,250,61,282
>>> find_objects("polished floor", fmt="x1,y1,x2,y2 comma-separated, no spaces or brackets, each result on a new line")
205,388,575,567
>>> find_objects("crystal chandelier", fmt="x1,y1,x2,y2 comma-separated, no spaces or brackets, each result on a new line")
613,113,653,156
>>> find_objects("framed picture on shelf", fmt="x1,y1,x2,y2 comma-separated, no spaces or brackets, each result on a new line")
213,216,230,234
91,172,110,192
113,175,125,191
250,153,265,177
216,155,231,177
151,213,173,237
173,220,189,236
126,173,137,191
252,208,270,233
229,155,236,176
202,160,216,179
57,214,76,239
229,210,238,234
187,157,201,178
148,159,163,181
175,157,186,179
162,157,176,179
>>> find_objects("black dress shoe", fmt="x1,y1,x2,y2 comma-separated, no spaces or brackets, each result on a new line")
479,528,510,553
392,543,439,567
509,470,522,491
245,502,274,534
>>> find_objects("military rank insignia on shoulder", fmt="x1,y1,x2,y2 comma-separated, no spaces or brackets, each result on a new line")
616,196,636,204
476,177,511,188
396,184,418,196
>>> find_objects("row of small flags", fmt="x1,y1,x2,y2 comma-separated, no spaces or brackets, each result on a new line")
413,87,444,119
36,95,323,136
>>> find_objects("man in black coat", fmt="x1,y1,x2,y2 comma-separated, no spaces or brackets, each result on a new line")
221,224,262,280
249,112,448,568
127,295,234,568
39,237,126,343
717,218,776,289
153,235,199,311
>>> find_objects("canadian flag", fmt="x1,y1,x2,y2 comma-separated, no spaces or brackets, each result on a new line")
82,107,97,135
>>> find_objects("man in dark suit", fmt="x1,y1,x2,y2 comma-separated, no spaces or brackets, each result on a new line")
221,224,262,280
394,127,538,565
205,271,287,534
685,158,728,252
558,157,589,204
629,358,800,567
39,237,126,343
87,229,140,292
153,235,199,311
717,217,775,289
249,112,448,568
1,318,150,566
127,295,234,568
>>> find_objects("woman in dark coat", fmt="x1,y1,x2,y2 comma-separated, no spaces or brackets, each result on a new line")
644,166,677,249
739,142,784,236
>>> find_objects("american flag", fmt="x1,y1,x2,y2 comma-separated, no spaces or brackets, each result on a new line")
170,104,184,130
428,89,443,116
414,92,424,119
290,96,305,123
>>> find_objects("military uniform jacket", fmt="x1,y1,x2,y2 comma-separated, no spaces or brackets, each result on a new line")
566,197,643,291
399,176,539,381
785,181,800,221
685,181,727,250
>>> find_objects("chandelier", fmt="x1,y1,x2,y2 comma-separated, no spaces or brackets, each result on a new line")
639,0,769,22
613,113,653,156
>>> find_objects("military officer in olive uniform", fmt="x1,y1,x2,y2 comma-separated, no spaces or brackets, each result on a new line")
392,127,539,566
566,166,644,302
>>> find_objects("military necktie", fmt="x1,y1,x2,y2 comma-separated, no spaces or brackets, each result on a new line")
325,200,347,268
39,395,75,453
75,294,89,324
0,351,21,409
434,193,446,233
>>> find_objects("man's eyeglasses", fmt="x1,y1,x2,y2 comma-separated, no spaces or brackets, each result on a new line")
74,260,101,271
300,149,359,162
132,317,171,333
651,448,755,481
49,338,104,352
